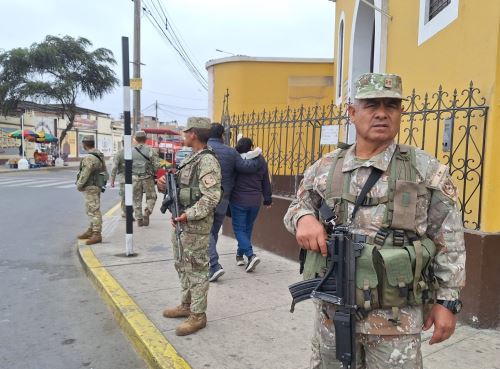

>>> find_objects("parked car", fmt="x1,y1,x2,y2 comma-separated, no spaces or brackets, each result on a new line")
174,147,192,167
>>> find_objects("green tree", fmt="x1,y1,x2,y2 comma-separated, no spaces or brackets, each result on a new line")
0,35,119,144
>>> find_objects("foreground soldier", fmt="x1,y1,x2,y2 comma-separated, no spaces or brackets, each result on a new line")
284,73,465,368
76,135,108,245
132,131,160,227
161,117,222,336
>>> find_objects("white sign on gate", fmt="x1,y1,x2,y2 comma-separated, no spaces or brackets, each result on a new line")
320,125,339,145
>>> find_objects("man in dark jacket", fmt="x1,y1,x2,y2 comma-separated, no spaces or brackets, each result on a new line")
206,123,261,282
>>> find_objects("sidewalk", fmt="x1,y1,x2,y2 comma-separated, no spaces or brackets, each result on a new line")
0,160,80,173
78,206,500,369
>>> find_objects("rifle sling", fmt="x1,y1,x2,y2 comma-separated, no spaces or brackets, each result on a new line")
135,147,151,162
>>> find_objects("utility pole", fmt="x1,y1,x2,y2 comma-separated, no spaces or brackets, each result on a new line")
155,100,158,122
133,0,141,133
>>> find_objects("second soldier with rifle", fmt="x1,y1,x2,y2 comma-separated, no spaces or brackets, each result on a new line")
158,117,222,336
284,73,465,369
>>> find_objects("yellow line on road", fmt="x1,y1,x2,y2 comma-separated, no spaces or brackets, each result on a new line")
78,246,191,369
104,201,121,217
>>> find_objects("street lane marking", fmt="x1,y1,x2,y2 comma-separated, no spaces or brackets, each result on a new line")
78,246,191,369
104,202,122,218
0,179,41,186
27,180,75,187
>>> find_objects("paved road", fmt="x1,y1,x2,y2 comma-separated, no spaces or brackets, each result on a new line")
0,169,145,369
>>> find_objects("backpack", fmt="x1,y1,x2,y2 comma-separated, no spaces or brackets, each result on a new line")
90,153,109,192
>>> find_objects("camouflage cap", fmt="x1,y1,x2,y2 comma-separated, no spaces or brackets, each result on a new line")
354,73,405,100
81,135,95,142
135,130,147,139
183,117,211,132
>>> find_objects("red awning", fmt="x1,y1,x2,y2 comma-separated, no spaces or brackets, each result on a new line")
143,128,181,135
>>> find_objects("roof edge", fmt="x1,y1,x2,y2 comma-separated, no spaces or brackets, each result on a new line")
205,56,334,69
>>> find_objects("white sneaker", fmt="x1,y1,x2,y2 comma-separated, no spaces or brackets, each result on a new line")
236,255,245,266
245,255,260,272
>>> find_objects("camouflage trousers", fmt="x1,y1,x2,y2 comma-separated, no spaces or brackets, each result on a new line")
132,176,157,219
172,231,209,314
310,300,423,369
119,182,126,216
84,186,102,233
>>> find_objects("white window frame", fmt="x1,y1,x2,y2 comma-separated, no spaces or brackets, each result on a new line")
418,0,459,45
336,12,346,104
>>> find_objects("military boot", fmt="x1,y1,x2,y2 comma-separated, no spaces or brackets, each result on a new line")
175,313,207,336
77,229,93,239
86,232,102,245
143,210,150,226
137,218,144,227
162,304,191,318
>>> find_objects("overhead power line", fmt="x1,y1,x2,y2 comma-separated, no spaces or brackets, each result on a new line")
142,0,208,91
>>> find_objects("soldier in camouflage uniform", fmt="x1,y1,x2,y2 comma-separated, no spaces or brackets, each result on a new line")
110,142,126,217
160,117,222,336
132,131,160,227
284,73,465,369
76,135,108,245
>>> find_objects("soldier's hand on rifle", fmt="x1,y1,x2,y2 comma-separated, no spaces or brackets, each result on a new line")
174,213,188,223
157,175,166,192
423,303,457,345
296,214,328,257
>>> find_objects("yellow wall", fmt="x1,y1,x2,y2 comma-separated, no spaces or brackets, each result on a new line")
333,0,500,231
208,58,334,122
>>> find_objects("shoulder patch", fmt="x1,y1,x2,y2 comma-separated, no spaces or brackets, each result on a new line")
441,177,458,202
429,163,448,188
202,174,217,188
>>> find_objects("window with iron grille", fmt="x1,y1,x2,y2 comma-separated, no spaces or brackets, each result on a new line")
429,0,451,21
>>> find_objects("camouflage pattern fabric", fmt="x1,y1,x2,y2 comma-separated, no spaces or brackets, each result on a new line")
132,176,157,220
172,232,210,314
355,73,405,100
111,148,125,215
84,187,102,233
171,149,221,314
132,143,160,178
310,299,423,369
76,149,106,190
110,148,125,184
284,142,465,367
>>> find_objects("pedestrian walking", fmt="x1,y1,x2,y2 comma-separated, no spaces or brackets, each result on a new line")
229,137,272,272
205,123,261,282
132,131,160,227
76,135,108,245
160,117,222,336
284,73,465,369
110,142,126,217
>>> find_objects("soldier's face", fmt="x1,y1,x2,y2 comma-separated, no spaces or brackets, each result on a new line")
183,130,194,147
348,98,402,146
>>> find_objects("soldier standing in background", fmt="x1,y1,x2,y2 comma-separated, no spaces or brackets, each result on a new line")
284,73,465,368
76,135,108,245
110,140,126,218
132,131,160,227
159,117,222,336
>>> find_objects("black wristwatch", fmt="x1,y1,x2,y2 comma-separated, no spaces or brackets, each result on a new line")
436,299,463,314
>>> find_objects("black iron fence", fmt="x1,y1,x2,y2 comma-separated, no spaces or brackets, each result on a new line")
224,83,488,230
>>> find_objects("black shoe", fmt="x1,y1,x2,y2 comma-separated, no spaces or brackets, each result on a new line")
236,255,245,266
245,255,260,272
208,265,225,282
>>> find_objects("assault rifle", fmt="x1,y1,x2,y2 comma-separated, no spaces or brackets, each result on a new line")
288,227,365,369
160,172,183,258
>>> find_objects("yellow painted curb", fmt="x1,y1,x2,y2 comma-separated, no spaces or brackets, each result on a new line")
78,246,191,369
104,201,122,217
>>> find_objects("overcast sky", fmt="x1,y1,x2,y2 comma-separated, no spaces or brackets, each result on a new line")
1,0,334,123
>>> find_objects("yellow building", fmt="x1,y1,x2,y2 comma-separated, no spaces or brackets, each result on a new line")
206,56,335,121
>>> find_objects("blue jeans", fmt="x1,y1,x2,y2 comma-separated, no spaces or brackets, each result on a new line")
229,203,260,258
208,198,229,272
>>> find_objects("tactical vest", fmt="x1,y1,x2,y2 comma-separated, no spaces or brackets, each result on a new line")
78,151,107,188
132,145,154,176
176,149,217,234
303,145,438,320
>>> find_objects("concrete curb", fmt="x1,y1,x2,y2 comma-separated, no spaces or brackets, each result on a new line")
77,217,191,369
0,165,78,175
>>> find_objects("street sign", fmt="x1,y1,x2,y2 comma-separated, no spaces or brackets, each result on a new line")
130,78,142,90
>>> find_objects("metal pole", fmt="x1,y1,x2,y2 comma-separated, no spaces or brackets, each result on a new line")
21,113,25,158
133,0,141,133
122,36,135,256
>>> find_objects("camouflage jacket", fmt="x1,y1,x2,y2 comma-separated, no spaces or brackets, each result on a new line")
283,142,465,335
132,144,161,178
110,148,125,184
76,149,107,190
178,149,222,234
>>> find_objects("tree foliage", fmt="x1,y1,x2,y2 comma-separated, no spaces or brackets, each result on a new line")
0,35,119,144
